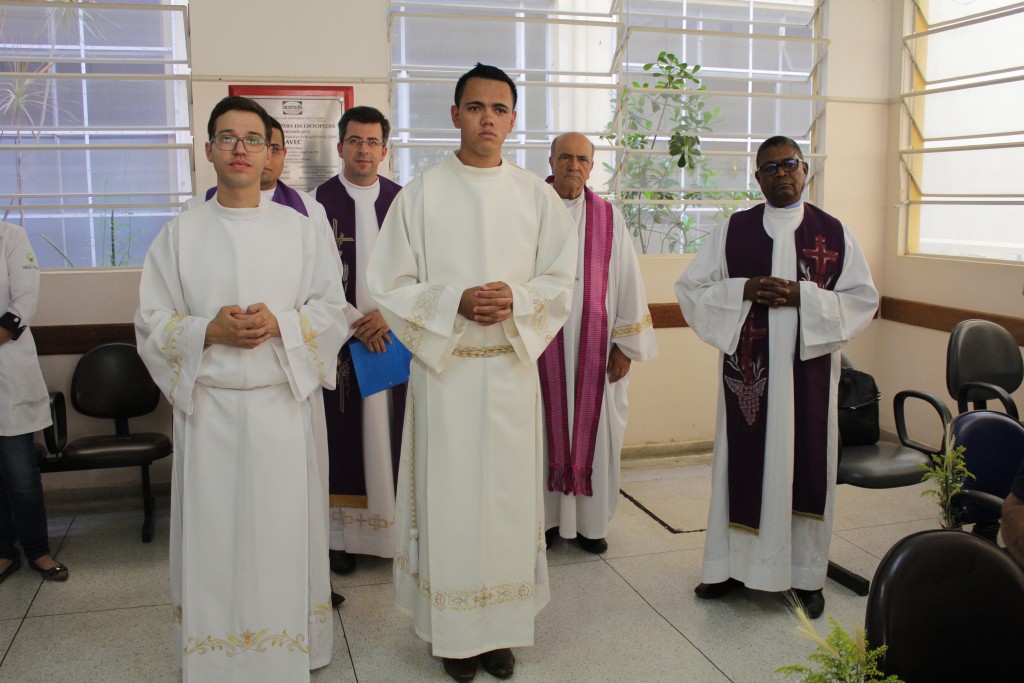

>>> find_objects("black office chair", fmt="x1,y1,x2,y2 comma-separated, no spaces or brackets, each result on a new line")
36,343,172,542
947,319,1022,418
865,529,1024,682
827,357,952,596
944,410,1024,542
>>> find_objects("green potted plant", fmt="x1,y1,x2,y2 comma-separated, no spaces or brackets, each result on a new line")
919,426,973,529
776,598,903,683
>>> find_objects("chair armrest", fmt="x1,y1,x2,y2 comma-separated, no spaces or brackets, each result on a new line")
894,389,951,455
43,391,67,454
956,382,1019,419
952,489,1005,514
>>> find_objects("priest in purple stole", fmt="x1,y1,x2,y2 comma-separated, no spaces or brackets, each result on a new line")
539,133,658,555
314,106,406,575
675,136,878,618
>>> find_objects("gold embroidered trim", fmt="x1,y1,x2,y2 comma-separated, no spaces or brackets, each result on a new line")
452,345,514,358
728,522,760,536
523,284,552,344
183,629,309,656
793,510,825,522
300,312,326,383
329,494,369,509
401,284,443,355
611,314,653,339
173,604,182,624
395,552,534,612
161,314,187,401
330,508,394,531
312,601,331,625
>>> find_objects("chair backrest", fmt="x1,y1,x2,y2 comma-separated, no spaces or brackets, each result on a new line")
952,410,1024,524
70,343,161,421
865,529,1024,682
946,319,1023,403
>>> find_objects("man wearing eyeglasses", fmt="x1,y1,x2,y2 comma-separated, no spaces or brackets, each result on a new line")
136,95,348,681
675,135,878,619
182,114,348,612
313,106,406,578
540,132,658,556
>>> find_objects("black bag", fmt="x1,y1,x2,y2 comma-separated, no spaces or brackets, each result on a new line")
837,368,881,446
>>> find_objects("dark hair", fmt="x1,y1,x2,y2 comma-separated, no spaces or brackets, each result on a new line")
207,96,273,144
453,63,517,109
268,115,284,147
338,106,391,144
756,135,804,168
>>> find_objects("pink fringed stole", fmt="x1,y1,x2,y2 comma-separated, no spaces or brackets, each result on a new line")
538,184,614,496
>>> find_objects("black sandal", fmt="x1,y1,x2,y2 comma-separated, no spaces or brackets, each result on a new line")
0,555,21,584
30,559,69,582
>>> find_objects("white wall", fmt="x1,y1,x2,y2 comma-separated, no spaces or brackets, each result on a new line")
34,0,1023,489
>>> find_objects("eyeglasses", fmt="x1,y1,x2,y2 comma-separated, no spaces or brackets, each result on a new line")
210,134,267,152
344,137,383,149
757,158,802,177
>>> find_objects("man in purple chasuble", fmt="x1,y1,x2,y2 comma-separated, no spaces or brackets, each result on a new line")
675,136,878,618
314,106,405,576
539,133,658,555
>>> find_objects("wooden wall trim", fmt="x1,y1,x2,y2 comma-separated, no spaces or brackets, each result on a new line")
649,302,687,329
28,297,1024,354
33,323,136,356
879,296,1024,346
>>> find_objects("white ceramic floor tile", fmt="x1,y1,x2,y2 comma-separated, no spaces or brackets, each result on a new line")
2,604,179,683
27,509,170,617
312,609,358,682
834,517,941,560
0,618,20,661
833,480,937,531
609,548,870,683
619,464,712,534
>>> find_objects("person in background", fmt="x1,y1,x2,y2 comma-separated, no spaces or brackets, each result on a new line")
0,220,68,584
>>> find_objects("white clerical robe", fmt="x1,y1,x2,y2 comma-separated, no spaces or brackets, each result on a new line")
181,187,345,666
544,196,658,541
366,154,577,658
135,199,348,682
675,202,878,591
328,175,399,558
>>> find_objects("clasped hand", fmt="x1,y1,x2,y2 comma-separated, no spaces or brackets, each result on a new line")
354,310,391,354
743,276,800,308
459,281,513,326
205,303,280,348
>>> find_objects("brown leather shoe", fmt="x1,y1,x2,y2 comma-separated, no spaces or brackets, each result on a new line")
479,648,515,679
442,656,478,681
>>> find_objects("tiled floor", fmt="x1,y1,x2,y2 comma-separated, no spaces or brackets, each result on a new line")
0,456,943,682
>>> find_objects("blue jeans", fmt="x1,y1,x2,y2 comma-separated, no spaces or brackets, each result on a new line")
0,433,52,562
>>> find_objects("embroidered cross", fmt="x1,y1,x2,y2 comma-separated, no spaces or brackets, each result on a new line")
738,315,767,385
333,219,355,254
801,235,839,287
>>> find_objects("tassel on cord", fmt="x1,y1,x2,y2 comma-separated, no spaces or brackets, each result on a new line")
407,528,419,574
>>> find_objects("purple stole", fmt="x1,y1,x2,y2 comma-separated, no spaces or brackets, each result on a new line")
723,203,844,533
204,180,309,216
538,183,614,496
314,175,405,507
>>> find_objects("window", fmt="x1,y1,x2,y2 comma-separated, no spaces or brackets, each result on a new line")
901,0,1024,262
0,0,191,268
390,0,825,254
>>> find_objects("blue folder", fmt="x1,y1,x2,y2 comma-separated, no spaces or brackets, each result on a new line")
348,332,412,398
